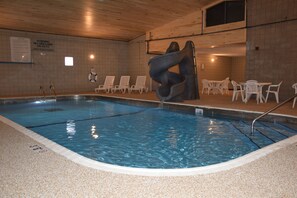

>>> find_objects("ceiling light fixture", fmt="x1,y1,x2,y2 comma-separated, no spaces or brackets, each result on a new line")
89,54,95,59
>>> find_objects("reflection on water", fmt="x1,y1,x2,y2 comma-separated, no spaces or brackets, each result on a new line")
208,120,214,134
168,127,177,148
91,125,99,139
66,120,76,139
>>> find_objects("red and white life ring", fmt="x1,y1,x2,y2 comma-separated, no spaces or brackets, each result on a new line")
88,71,97,82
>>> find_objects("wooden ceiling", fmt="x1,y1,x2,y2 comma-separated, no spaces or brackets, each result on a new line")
0,0,215,41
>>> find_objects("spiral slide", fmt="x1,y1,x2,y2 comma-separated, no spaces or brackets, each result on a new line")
148,41,199,102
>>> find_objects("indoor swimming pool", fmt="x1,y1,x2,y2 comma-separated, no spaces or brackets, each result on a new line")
0,96,296,169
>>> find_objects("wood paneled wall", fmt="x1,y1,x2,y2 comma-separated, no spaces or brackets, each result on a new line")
147,29,246,53
147,11,202,41
146,9,246,53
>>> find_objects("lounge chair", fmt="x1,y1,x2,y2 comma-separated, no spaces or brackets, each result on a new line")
111,76,130,93
95,76,115,93
129,76,148,94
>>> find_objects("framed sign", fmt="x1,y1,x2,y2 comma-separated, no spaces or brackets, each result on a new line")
10,37,31,62
32,39,54,51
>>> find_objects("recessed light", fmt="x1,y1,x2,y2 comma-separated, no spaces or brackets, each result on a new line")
89,54,95,59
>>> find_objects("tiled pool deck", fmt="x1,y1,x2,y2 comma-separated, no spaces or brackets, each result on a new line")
1,92,297,197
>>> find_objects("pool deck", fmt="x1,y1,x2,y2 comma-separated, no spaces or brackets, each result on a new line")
1,92,297,197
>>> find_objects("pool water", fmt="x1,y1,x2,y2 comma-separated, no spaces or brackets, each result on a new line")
0,99,296,168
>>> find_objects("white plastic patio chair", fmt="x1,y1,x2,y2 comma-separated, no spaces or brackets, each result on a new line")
292,83,297,108
219,77,230,95
129,76,148,94
231,80,245,102
94,76,115,93
201,79,212,95
265,81,282,103
111,76,130,93
244,80,261,104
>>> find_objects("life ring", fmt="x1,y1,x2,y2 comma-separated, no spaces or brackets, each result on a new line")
88,72,97,82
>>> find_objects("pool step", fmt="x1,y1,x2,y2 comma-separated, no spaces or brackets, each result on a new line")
229,120,297,149
230,121,273,148
278,122,297,132
259,122,296,138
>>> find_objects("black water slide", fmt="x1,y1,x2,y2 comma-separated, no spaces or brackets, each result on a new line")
148,41,199,102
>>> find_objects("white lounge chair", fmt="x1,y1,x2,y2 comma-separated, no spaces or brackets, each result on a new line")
95,76,115,93
111,76,130,93
231,80,245,102
265,81,282,103
129,76,148,94
292,83,297,108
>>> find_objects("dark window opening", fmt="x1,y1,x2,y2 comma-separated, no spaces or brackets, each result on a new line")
206,0,245,27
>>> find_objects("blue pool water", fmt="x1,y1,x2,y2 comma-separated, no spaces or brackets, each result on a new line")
0,98,296,168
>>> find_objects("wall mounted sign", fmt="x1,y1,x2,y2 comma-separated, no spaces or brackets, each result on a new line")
32,39,54,51
10,37,31,62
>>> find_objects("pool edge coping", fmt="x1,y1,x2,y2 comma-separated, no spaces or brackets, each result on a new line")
96,94,297,119
2,93,297,119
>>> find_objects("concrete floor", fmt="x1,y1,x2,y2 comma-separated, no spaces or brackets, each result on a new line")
1,91,297,197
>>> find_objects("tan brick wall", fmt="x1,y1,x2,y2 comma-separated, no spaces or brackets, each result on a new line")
246,0,297,99
231,56,246,83
0,29,128,97
127,35,233,92
197,55,232,83
196,55,232,91
128,35,154,90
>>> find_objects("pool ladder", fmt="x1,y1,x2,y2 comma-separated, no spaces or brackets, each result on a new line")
251,93,297,135
49,82,57,99
39,86,46,100
39,83,57,100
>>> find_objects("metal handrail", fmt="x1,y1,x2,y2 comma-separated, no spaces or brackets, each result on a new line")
39,86,46,99
49,82,57,99
251,93,297,135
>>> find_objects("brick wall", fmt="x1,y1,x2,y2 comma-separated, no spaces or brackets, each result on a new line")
128,36,234,92
231,56,246,83
128,35,154,90
246,0,297,99
0,29,128,97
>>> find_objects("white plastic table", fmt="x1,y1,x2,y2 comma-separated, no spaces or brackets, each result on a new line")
208,80,224,95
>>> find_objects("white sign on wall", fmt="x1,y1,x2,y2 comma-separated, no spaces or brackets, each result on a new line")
10,37,31,62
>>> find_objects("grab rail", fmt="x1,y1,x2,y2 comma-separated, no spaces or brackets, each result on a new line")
39,86,46,99
49,82,57,99
251,93,297,135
